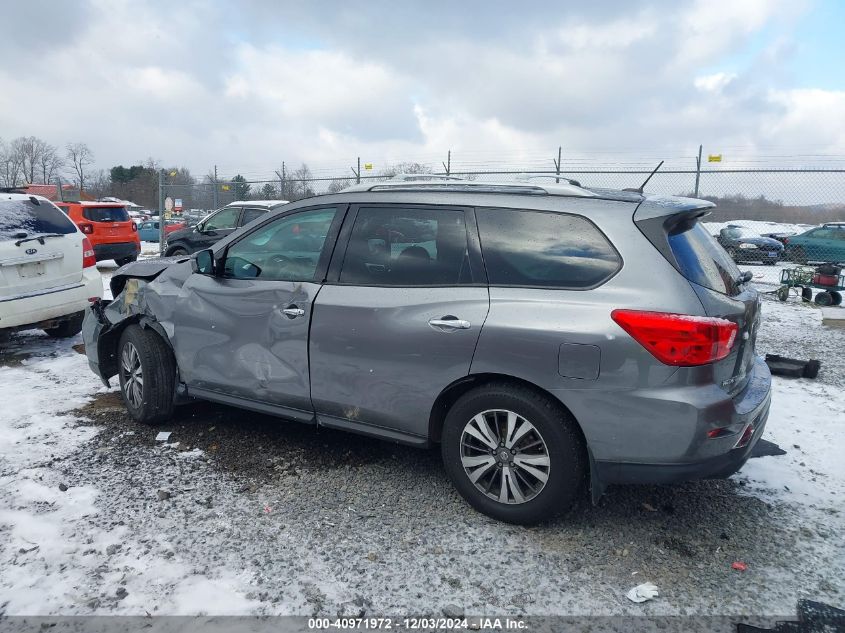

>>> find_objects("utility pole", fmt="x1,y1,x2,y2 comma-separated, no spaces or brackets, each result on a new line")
553,146,562,183
158,169,166,257
442,150,451,176
212,164,219,209
694,144,703,198
275,162,286,199
351,157,361,184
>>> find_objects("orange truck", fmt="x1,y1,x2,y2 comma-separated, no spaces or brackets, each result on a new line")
55,202,141,265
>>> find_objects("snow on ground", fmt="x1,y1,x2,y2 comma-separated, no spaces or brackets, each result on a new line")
0,280,842,616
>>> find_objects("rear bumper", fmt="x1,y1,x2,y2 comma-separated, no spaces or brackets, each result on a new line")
93,241,139,261
593,356,772,485
0,267,103,330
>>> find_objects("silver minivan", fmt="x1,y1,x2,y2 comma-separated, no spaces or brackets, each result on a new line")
82,180,771,524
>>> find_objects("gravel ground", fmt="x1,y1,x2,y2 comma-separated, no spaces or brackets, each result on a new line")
1,289,843,617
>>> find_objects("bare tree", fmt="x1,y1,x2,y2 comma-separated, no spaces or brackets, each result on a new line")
39,143,63,184
66,142,95,191
0,138,23,187
10,136,53,184
326,178,352,193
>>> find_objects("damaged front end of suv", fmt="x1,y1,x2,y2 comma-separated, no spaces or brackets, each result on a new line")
83,257,190,388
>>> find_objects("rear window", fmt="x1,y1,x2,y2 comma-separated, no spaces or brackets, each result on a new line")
668,222,741,295
476,208,621,288
83,206,130,222
0,199,76,240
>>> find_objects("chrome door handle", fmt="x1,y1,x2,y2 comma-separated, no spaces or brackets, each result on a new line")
429,317,471,330
281,307,305,318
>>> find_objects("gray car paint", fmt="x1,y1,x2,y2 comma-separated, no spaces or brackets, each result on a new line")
82,186,772,491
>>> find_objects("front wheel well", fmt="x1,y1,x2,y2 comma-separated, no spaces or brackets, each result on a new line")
99,316,173,381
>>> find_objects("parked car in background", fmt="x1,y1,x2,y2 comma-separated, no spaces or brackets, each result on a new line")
83,180,770,524
56,201,141,266
138,220,186,243
784,223,845,264
1,191,102,339
163,200,287,256
717,225,784,264
759,231,795,246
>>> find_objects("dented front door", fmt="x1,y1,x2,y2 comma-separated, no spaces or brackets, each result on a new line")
171,274,319,413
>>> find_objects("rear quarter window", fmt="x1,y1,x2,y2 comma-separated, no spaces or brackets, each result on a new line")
83,206,130,222
667,222,741,295
475,208,621,288
0,199,77,240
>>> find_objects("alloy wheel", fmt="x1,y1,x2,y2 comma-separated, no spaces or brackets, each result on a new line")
460,409,551,504
120,342,144,408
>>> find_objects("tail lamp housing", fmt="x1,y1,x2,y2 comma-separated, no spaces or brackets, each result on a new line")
611,310,738,366
82,237,96,268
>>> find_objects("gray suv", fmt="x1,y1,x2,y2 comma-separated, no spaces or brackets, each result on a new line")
82,180,771,524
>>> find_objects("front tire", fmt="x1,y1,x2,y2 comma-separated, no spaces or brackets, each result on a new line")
117,325,176,424
441,382,586,524
43,312,84,338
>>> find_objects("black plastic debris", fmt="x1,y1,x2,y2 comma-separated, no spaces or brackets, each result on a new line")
736,599,845,632
750,439,787,458
765,354,821,379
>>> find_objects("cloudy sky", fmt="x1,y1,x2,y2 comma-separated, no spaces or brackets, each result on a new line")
1,0,843,179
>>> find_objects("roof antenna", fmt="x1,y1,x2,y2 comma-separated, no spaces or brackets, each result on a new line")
625,160,664,193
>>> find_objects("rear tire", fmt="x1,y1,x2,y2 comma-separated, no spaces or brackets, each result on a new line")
830,291,842,307
801,287,813,302
115,255,137,266
777,286,789,302
43,312,84,338
165,246,188,257
117,324,176,424
441,382,586,525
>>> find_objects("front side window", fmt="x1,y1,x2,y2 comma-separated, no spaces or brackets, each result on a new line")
204,207,240,231
476,208,621,288
223,207,336,281
340,207,471,286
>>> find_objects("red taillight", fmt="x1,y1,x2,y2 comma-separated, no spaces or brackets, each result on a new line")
735,424,754,449
79,223,94,234
130,222,138,232
611,310,738,366
82,237,96,268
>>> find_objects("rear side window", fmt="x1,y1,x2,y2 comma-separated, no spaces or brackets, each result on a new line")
83,206,130,222
667,222,740,295
241,208,266,226
476,208,621,288
340,207,473,286
0,199,76,240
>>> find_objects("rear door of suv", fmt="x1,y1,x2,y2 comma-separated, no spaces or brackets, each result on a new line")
309,203,489,442
0,197,82,300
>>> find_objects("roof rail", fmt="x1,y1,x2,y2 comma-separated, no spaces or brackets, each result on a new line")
0,187,27,194
389,173,465,182
345,179,596,198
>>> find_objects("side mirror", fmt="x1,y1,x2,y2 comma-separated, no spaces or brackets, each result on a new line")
191,249,216,275
740,270,753,283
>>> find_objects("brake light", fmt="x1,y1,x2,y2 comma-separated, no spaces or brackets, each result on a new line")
131,222,137,232
79,223,94,234
82,237,96,268
611,310,738,366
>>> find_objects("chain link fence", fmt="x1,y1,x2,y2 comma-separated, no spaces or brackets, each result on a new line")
160,167,845,288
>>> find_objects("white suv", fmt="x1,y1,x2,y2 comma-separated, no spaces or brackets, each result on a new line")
0,191,102,339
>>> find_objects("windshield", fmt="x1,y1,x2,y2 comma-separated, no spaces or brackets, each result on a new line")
83,206,130,222
0,199,77,240
723,226,757,239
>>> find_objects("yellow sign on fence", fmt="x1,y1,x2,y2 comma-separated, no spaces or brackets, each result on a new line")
363,163,373,170
708,154,722,162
